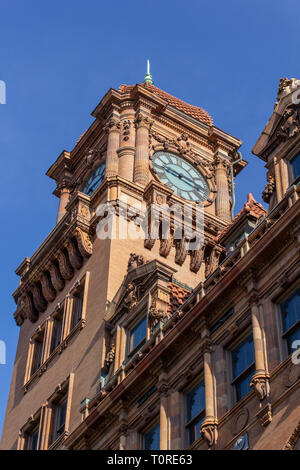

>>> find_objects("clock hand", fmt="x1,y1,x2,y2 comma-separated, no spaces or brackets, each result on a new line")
165,167,202,191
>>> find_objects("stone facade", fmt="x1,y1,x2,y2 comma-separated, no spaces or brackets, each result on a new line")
1,79,299,451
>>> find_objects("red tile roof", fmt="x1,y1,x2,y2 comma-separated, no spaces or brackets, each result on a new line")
168,281,191,315
219,193,267,240
118,83,213,126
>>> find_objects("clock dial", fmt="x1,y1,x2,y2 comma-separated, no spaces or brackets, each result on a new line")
152,152,209,202
82,162,106,196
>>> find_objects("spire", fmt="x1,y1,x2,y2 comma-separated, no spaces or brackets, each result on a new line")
143,59,154,85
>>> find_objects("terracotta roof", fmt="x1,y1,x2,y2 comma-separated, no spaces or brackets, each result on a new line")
118,83,213,126
168,281,191,315
219,193,267,240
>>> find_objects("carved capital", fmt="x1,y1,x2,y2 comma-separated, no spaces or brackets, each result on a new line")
250,372,269,401
201,419,218,448
104,118,120,134
134,113,153,130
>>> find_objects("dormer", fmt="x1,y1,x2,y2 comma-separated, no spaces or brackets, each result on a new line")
252,77,300,211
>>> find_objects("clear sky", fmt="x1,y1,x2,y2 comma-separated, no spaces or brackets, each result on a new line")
0,0,299,438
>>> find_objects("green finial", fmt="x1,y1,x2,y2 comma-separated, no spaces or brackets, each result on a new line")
143,59,154,85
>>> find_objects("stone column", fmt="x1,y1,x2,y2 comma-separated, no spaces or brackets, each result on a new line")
214,153,231,223
118,105,135,181
105,117,120,178
249,295,270,403
169,390,181,449
134,113,152,186
201,339,218,449
158,373,169,450
56,181,71,223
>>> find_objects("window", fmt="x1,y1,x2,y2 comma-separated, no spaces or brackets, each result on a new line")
31,332,45,375
26,425,39,450
129,316,147,355
280,288,300,356
185,380,205,445
143,422,160,450
70,290,83,330
231,334,255,402
50,308,64,354
291,152,300,181
52,397,67,443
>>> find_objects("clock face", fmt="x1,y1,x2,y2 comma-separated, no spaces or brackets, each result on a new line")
82,162,106,196
152,152,209,202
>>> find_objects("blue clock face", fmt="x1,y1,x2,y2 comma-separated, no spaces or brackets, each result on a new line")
152,152,209,202
82,162,106,196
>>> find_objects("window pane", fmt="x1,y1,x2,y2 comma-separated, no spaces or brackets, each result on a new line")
186,381,205,422
71,296,83,329
187,416,203,446
231,335,254,380
144,423,160,450
281,289,300,333
291,152,300,180
28,428,39,450
235,365,255,401
51,317,63,352
130,316,147,351
57,400,67,434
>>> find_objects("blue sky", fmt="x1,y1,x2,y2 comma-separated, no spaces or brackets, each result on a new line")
0,0,299,437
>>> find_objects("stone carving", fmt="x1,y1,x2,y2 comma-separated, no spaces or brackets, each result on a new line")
262,175,275,203
56,249,74,281
151,131,194,157
190,245,205,273
232,408,249,435
256,403,272,427
22,293,38,323
85,147,99,168
149,293,170,334
40,272,56,303
175,238,187,265
48,262,65,292
105,343,115,370
144,236,156,250
276,77,300,102
206,246,222,277
74,228,93,257
65,239,83,270
159,234,173,258
250,373,268,401
122,120,131,142
201,421,218,448
282,420,300,450
127,253,145,271
134,113,153,130
105,118,120,133
277,104,300,140
31,283,47,313
123,282,138,310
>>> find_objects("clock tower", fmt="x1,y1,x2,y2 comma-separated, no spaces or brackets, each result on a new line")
1,71,247,450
